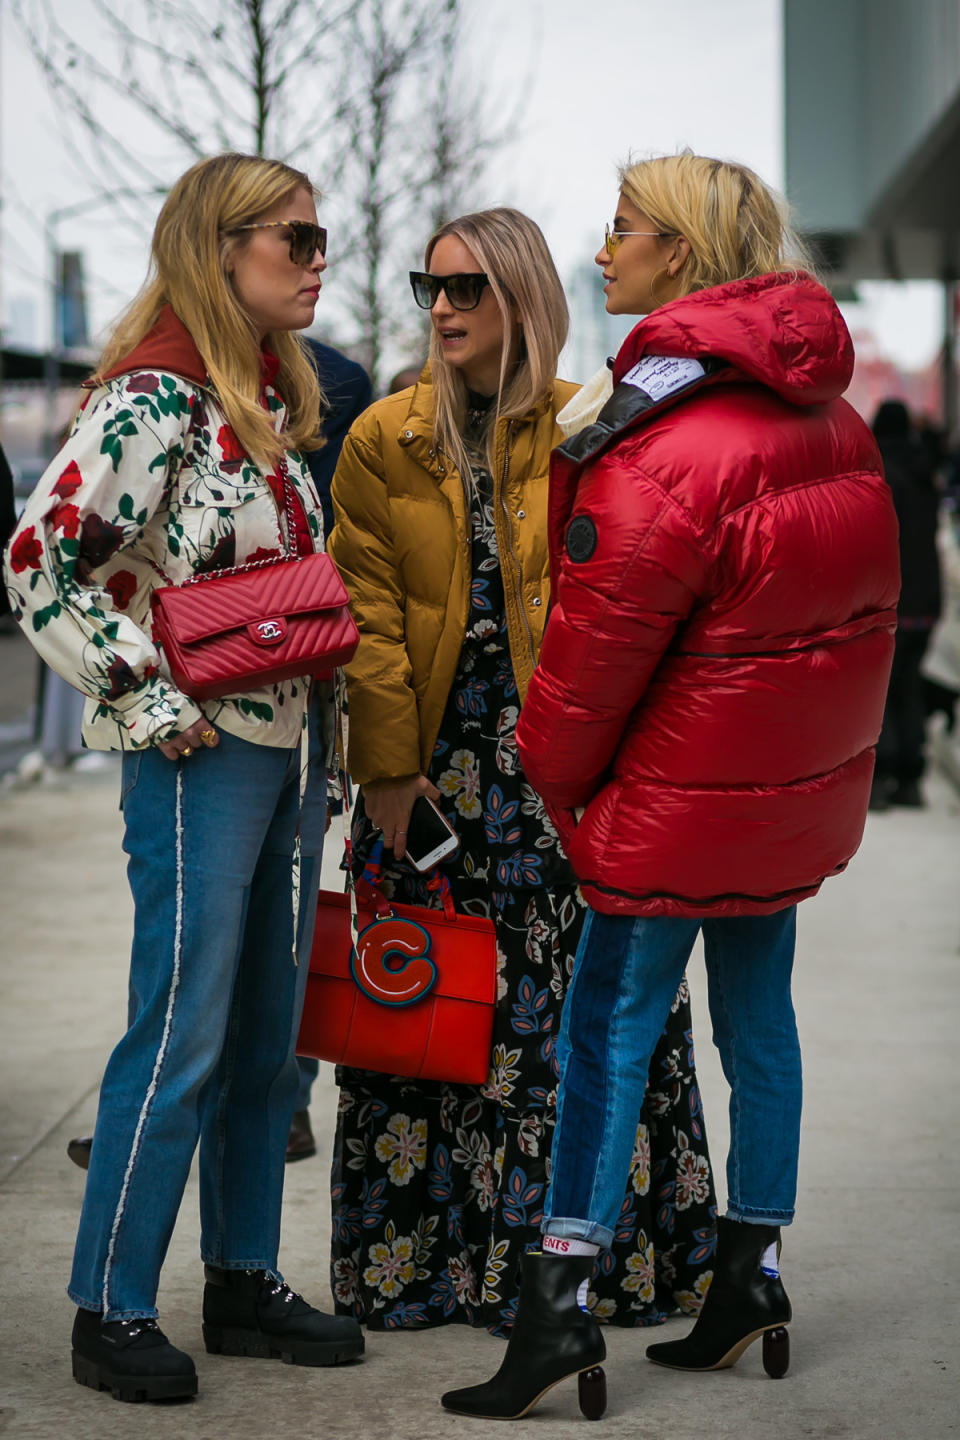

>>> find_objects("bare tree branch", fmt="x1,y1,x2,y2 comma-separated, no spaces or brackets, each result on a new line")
9,0,519,387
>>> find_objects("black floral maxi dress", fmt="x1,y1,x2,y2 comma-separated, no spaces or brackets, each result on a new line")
330,411,716,1335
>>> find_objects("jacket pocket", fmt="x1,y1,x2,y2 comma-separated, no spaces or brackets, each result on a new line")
174,487,281,571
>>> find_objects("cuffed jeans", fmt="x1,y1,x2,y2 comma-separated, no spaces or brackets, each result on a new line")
68,707,326,1321
544,907,801,1250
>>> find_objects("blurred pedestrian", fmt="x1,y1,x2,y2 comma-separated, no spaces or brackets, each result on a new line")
3,151,363,1404
328,206,715,1338
923,506,960,735
870,399,942,807
287,339,372,1163
441,153,899,1420
0,442,16,632
304,340,373,537
387,364,423,393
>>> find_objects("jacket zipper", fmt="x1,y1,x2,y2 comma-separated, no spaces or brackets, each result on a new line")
496,420,536,674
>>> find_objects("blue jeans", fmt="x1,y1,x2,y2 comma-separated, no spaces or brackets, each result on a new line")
544,907,801,1250
69,707,327,1321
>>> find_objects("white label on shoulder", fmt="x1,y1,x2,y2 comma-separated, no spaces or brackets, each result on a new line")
620,355,705,400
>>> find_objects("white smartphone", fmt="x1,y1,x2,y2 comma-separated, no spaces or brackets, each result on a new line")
403,795,460,872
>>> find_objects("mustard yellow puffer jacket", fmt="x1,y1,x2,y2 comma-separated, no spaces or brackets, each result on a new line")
329,372,579,786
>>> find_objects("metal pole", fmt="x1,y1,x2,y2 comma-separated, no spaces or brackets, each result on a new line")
40,188,166,461
43,215,60,460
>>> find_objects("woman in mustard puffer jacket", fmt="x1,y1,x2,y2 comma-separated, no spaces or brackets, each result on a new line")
328,207,716,1335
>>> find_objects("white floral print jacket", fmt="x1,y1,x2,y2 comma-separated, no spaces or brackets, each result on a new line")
3,307,327,751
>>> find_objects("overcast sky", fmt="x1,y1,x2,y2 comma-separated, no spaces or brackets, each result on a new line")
0,0,941,370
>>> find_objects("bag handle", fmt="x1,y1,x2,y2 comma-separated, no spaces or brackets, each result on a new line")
335,690,459,930
345,833,455,923
426,869,457,922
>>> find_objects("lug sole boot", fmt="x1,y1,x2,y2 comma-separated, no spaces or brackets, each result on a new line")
202,1265,364,1366
441,1251,607,1420
71,1308,198,1402
646,1217,792,1378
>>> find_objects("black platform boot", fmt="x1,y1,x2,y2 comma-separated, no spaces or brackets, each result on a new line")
72,1307,198,1402
202,1266,364,1366
441,1252,607,1420
646,1217,792,1377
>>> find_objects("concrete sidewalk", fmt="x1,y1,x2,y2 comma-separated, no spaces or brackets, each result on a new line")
0,762,958,1440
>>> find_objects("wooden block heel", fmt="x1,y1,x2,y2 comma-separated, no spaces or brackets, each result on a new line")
762,1325,790,1378
578,1365,607,1419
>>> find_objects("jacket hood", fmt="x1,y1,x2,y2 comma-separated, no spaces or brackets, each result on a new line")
613,271,854,407
91,304,281,392
91,305,208,387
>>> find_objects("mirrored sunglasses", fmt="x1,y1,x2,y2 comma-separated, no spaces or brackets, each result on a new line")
603,223,675,255
409,271,490,311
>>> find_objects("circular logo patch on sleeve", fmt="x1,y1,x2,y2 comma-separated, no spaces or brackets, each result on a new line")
565,514,598,563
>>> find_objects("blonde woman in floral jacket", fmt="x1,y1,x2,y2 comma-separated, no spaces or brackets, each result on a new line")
3,153,363,1403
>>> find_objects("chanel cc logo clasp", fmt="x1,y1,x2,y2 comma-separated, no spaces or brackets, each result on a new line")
248,617,287,646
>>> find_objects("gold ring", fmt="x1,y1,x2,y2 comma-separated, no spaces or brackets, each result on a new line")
200,729,217,746
180,744,193,757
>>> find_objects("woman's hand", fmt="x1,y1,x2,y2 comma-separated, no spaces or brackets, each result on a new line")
364,775,441,861
156,718,220,762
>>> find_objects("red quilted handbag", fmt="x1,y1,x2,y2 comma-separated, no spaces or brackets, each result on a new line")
150,459,358,700
151,550,358,700
297,875,497,1085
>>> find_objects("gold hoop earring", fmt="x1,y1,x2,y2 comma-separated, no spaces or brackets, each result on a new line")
650,266,674,304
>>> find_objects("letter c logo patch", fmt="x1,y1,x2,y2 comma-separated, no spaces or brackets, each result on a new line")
350,916,437,1007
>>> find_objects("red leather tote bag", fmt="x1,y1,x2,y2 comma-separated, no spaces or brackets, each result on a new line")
298,884,497,1086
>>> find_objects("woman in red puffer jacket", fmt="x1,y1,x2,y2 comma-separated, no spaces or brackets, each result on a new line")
441,152,900,1422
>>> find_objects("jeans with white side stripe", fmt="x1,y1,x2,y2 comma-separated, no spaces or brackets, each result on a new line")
68,704,327,1321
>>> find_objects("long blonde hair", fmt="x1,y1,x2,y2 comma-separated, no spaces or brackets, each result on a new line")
96,152,324,466
425,208,568,482
619,151,816,301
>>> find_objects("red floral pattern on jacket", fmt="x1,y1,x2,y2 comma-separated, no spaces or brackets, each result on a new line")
3,348,326,751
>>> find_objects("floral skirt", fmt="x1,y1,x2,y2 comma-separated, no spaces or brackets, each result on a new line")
330,881,716,1334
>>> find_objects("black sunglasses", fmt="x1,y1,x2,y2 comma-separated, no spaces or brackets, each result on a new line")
232,220,327,266
409,271,490,311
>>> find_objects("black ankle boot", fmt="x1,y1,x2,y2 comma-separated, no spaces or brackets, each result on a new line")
202,1265,364,1366
71,1307,198,1402
646,1217,792,1377
441,1252,607,1420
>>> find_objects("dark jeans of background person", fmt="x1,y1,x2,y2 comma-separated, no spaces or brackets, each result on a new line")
876,625,934,785
295,1056,319,1111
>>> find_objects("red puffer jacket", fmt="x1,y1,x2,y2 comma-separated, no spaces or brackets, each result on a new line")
516,272,900,917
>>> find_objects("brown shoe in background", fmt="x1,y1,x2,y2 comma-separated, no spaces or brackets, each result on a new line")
286,1109,316,1163
67,1136,93,1170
